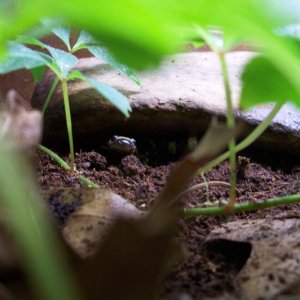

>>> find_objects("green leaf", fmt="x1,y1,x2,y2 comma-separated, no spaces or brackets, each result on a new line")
72,31,141,85
16,35,45,47
72,30,96,50
44,45,77,77
43,0,181,69
30,65,46,83
52,26,71,50
0,0,42,50
68,70,131,117
9,36,77,78
72,31,140,85
240,55,299,109
87,45,140,86
0,42,51,74
0,57,42,74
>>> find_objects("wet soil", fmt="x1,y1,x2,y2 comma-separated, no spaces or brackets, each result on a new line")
36,149,300,299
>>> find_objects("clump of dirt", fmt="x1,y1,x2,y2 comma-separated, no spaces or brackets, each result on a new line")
36,150,300,299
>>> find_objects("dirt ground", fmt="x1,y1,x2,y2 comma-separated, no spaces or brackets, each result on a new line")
36,147,300,299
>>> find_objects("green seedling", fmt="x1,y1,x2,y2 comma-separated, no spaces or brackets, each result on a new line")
195,27,237,213
41,27,141,114
0,24,140,171
189,24,300,215
193,26,300,214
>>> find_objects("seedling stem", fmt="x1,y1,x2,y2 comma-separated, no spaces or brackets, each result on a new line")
219,52,236,213
42,77,60,114
61,79,75,172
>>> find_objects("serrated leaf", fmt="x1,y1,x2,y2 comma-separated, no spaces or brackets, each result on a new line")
16,35,45,48
52,27,71,50
87,45,140,86
72,31,140,85
6,37,76,78
68,70,131,117
72,30,96,50
0,57,42,74
8,42,50,62
44,45,77,77
241,55,300,109
0,42,51,74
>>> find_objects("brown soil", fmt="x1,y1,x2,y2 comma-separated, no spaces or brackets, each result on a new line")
36,149,300,299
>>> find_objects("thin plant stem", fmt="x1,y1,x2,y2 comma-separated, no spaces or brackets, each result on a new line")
38,144,99,188
201,173,210,203
42,77,60,114
61,79,75,172
38,144,70,170
197,103,283,174
184,194,300,217
219,52,236,213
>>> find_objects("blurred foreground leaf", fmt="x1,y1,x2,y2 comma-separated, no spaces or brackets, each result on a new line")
73,31,140,85
241,54,300,109
0,146,81,300
51,26,71,50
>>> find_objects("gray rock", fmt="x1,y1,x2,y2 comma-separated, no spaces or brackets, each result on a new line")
32,52,300,155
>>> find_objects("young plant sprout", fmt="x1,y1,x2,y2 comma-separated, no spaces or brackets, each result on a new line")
196,27,238,213
0,24,140,172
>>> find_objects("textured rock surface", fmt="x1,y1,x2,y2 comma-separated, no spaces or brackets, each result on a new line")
32,52,300,154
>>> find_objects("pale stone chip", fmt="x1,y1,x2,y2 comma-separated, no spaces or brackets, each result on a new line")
59,188,143,258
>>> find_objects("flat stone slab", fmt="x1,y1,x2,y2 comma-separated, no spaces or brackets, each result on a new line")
32,52,300,155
